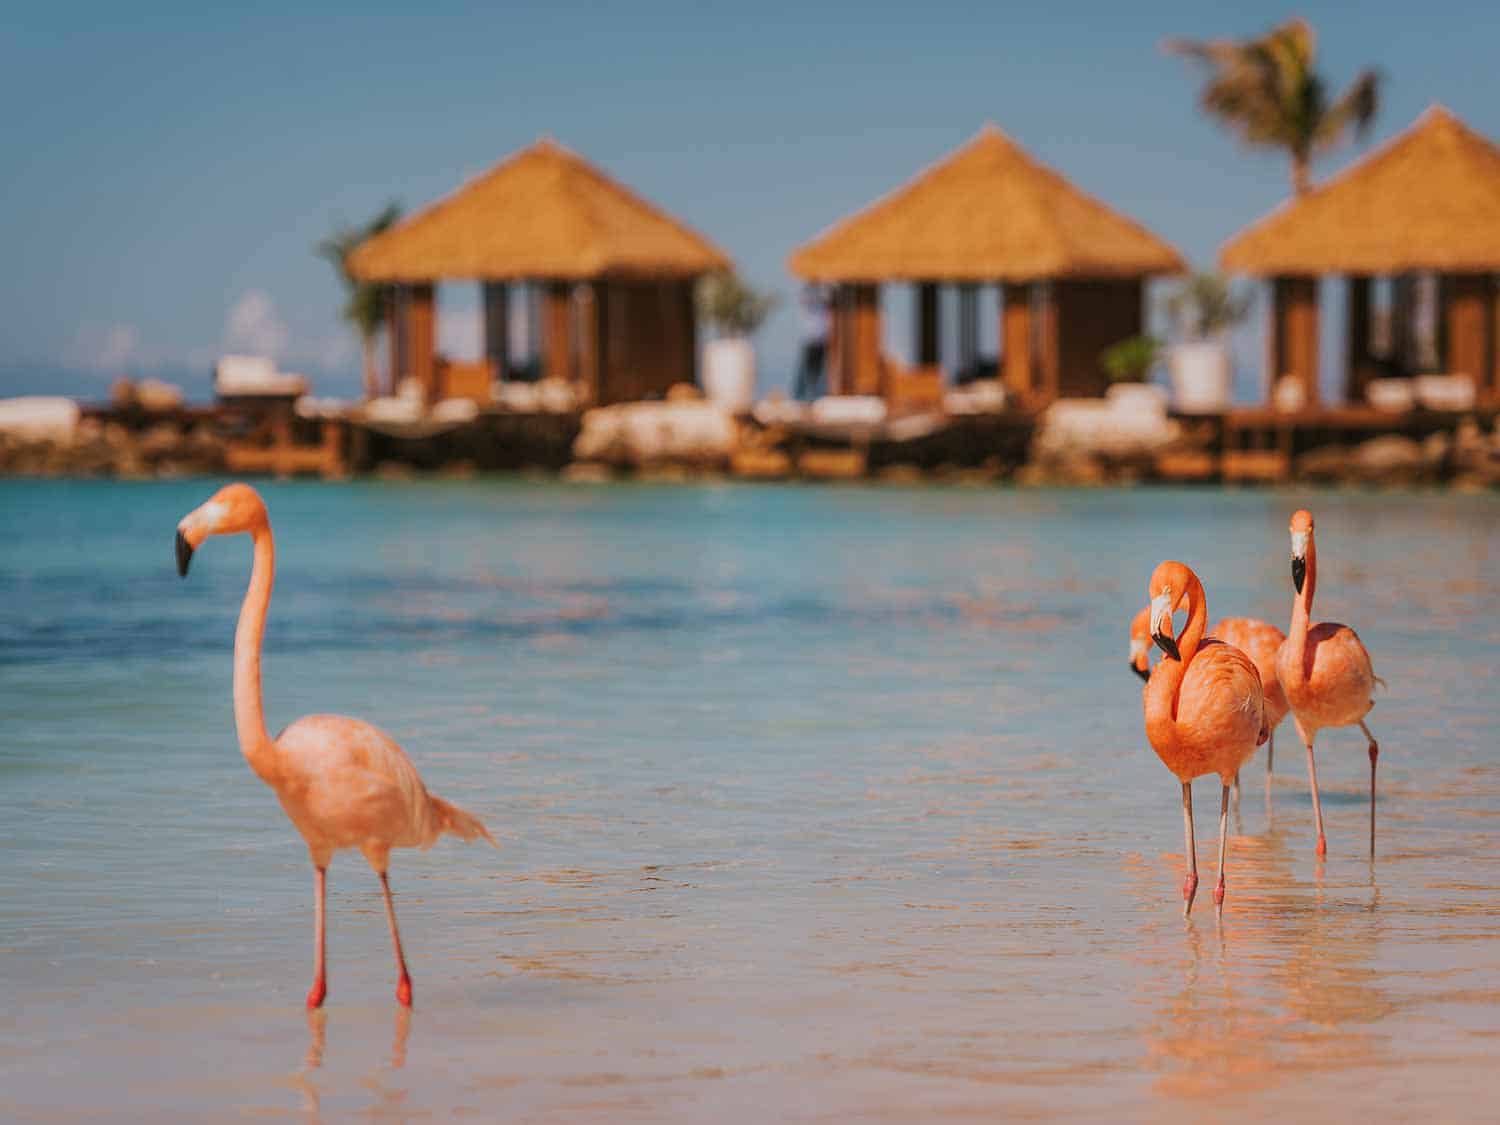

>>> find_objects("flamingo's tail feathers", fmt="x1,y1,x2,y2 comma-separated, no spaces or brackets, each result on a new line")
429,795,497,848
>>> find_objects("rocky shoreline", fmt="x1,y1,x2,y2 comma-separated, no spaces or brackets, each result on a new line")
4,394,1500,489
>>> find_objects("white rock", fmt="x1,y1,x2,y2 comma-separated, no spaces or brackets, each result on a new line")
574,400,736,467
810,396,887,426
0,397,80,443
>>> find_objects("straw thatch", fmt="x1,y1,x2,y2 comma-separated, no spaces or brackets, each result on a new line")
348,139,730,282
788,125,1184,282
1221,106,1500,275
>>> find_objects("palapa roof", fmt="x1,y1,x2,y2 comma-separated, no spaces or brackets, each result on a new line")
348,138,730,282
1221,106,1500,276
788,125,1184,283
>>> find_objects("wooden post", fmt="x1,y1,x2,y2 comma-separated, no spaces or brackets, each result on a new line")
850,284,881,396
575,283,599,406
1492,278,1500,405
915,282,940,366
1035,283,1060,404
388,285,407,396
407,283,436,403
482,282,510,381
957,283,978,378
1345,276,1373,405
1272,276,1319,407
1001,282,1032,404
543,281,573,384
1444,274,1493,399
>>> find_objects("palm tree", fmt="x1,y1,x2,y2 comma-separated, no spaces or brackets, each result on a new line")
1165,18,1380,195
317,203,402,399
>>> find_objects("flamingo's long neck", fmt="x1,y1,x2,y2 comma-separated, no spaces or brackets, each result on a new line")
1144,571,1207,752
233,523,279,783
1285,537,1317,682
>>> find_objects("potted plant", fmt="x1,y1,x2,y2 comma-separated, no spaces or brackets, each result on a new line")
1101,335,1168,414
1164,272,1251,413
696,272,778,412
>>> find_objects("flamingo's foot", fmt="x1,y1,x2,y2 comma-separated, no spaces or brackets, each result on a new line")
396,973,413,1008
306,976,327,1010
1316,834,1328,857
1182,872,1199,916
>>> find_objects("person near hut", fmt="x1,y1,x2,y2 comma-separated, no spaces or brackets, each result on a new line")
793,284,830,399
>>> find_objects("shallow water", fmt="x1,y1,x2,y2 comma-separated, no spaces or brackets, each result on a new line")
2,479,1498,1122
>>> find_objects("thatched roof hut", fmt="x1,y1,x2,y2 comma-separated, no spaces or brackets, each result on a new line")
1222,106,1500,276
790,125,1183,283
349,138,729,282
1220,106,1500,407
347,140,730,407
789,126,1183,406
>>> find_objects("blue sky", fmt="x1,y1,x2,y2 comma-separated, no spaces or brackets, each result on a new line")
3,1,1498,402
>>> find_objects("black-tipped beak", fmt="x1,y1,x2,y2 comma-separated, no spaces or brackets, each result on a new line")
1152,630,1181,662
175,530,193,577
1130,661,1150,683
1291,555,1306,594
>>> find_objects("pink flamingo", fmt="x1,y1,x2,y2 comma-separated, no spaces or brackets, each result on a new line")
1143,561,1268,916
1129,606,1153,682
1209,616,1289,778
175,483,495,1008
1275,509,1382,857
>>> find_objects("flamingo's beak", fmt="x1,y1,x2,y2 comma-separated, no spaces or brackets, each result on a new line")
1290,530,1309,594
1149,591,1180,661
175,529,194,577
1129,638,1150,681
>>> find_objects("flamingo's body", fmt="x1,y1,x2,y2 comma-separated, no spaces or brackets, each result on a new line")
1210,616,1289,775
175,483,494,1008
1142,561,1267,916
1275,509,1381,857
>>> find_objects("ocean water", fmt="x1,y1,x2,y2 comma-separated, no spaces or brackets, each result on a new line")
2,478,1498,1123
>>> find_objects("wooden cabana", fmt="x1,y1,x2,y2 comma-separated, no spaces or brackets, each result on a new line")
1221,106,1500,408
348,139,730,406
788,125,1184,409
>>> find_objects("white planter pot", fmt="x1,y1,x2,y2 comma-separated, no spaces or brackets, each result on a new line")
1168,341,1232,414
701,337,756,412
1105,382,1169,416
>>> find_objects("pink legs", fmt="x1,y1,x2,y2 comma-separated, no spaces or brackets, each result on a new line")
379,872,413,1007
1181,781,1199,916
1266,731,1275,777
1302,728,1328,856
1214,783,1231,917
1359,719,1380,857
306,866,328,1010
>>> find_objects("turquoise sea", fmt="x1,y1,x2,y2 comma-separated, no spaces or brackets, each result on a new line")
2,479,1499,1122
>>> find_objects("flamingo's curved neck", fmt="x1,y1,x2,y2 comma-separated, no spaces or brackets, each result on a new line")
1285,537,1317,680
1144,571,1207,751
234,522,278,783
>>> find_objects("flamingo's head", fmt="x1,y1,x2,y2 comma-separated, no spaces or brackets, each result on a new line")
1128,605,1151,682
175,483,268,576
1289,509,1314,593
1146,561,1191,662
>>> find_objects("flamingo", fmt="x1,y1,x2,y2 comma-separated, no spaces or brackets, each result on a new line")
1131,609,1284,798
1275,509,1381,858
1142,561,1268,916
175,483,495,1008
1209,616,1289,778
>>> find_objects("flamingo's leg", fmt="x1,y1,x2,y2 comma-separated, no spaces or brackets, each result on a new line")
379,872,413,1007
1214,783,1231,917
1266,730,1274,777
306,866,328,1010
1301,725,1327,856
1359,719,1379,857
1181,781,1199,916
1232,769,1241,811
